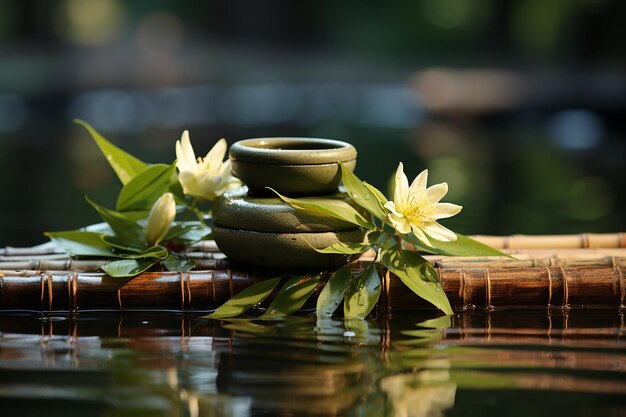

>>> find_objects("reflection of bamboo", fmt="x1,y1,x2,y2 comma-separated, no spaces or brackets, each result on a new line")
520,372,626,395
406,348,626,373
0,262,624,311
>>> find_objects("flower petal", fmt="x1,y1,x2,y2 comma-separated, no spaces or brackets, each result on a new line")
409,169,428,196
422,221,457,242
432,202,462,219
197,173,223,200
178,131,197,172
425,182,448,203
175,141,191,173
218,158,233,177
203,138,228,172
388,212,412,235
411,226,432,247
384,201,400,215
393,163,409,208
177,170,197,195
216,176,242,195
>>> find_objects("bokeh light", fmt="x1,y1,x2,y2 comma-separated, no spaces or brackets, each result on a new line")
54,0,126,46
0,1,624,246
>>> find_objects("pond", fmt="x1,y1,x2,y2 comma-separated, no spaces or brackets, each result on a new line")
1,309,625,416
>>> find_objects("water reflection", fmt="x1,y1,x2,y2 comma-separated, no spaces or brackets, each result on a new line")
0,310,625,416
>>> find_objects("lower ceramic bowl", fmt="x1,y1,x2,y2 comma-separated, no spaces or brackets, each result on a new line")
229,138,357,195
213,226,366,269
212,187,365,233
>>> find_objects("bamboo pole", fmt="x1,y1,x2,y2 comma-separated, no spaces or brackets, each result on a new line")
1,235,625,312
3,254,625,272
0,263,623,312
2,232,623,258
471,232,626,249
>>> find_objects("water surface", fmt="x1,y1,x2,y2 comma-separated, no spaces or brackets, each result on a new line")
1,310,625,416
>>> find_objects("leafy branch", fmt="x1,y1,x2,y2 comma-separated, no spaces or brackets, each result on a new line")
206,163,510,319
44,121,233,277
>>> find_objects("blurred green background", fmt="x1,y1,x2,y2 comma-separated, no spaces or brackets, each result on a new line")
0,0,624,247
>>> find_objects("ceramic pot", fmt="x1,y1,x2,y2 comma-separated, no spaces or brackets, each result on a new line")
213,188,367,269
229,138,357,195
213,227,365,269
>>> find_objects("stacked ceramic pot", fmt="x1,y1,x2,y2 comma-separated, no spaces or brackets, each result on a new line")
212,138,366,269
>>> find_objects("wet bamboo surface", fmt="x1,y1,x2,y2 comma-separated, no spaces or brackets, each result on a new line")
0,234,625,312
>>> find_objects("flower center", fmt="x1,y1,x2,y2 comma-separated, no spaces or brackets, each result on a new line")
401,198,435,227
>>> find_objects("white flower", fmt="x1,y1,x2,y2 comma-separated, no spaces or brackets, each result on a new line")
384,163,462,246
175,131,241,201
145,192,176,246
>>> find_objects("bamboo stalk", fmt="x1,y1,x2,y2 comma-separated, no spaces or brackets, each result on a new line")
0,258,230,272
470,232,626,249
1,253,623,272
0,263,623,312
2,232,623,259
4,250,625,272
0,241,61,256
427,255,626,268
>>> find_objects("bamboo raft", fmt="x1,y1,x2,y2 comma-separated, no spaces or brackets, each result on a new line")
0,233,625,312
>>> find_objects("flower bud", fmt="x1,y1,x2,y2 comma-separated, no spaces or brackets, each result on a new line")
145,193,176,246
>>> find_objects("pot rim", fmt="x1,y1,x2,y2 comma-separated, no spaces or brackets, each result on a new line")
230,137,357,165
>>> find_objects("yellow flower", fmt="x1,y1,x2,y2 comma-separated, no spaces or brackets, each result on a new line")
175,131,241,201
145,192,176,246
384,163,462,246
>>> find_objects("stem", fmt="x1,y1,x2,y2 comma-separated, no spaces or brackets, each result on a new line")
186,198,208,226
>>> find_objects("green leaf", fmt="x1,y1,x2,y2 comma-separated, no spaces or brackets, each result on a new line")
316,265,352,318
340,163,387,221
101,235,143,253
269,188,375,230
168,174,187,204
120,245,168,260
165,222,211,243
116,163,176,212
344,263,381,319
163,254,195,272
74,119,148,185
205,277,282,319
101,259,158,277
45,231,117,257
260,275,321,319
363,181,389,207
313,241,372,255
380,247,452,315
406,232,511,258
85,196,145,246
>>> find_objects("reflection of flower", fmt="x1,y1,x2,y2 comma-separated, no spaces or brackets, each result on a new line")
380,368,457,417
384,163,462,246
146,192,176,246
175,131,241,201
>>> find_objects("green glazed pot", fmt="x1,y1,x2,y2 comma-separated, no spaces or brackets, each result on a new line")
213,188,367,269
213,227,365,269
229,138,357,195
